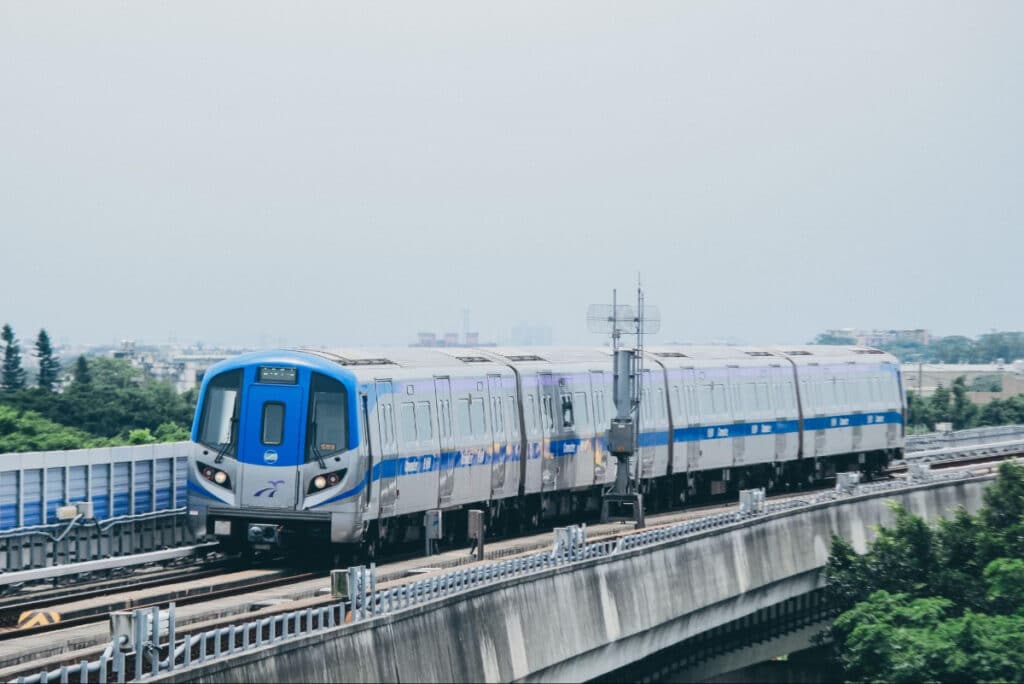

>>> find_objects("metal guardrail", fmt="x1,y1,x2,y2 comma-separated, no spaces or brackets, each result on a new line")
0,543,215,589
11,464,982,684
906,425,1024,452
900,438,1024,467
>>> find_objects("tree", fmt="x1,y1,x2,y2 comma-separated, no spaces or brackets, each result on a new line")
929,384,952,426
813,333,857,345
33,329,60,391
951,376,978,430
1,324,27,392
824,462,1024,681
72,355,91,386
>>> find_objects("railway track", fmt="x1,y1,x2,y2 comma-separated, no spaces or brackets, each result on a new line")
0,567,318,642
3,447,1020,681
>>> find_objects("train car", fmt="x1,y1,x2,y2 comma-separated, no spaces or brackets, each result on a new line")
187,344,904,558
646,346,803,506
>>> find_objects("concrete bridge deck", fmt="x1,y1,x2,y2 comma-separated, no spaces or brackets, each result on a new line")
148,474,990,683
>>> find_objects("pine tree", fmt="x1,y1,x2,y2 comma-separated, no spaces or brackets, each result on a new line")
34,329,61,391
1,324,27,392
72,355,91,386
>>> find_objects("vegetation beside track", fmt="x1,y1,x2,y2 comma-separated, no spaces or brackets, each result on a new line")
821,461,1024,682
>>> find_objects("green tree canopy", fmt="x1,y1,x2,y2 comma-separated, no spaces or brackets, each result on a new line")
72,355,91,386
33,329,60,391
1,324,27,392
824,462,1024,681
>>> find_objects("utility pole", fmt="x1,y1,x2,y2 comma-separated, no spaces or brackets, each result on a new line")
586,280,660,528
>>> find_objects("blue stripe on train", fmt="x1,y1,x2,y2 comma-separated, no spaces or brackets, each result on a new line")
303,409,902,509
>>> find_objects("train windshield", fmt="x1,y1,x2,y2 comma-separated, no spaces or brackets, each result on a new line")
197,369,243,456
306,373,348,461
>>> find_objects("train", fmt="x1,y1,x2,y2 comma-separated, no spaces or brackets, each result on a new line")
186,344,905,558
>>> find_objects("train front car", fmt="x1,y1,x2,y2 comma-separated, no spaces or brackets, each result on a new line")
187,351,363,555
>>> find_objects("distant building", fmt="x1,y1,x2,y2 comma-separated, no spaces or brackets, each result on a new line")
825,328,931,347
410,331,495,348
509,323,553,347
902,361,1024,404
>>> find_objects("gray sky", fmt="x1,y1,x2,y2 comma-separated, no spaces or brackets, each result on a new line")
2,2,1021,349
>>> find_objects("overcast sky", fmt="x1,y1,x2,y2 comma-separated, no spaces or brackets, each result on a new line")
1,2,1021,350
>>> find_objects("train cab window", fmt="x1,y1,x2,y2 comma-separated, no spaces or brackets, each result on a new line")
197,369,242,455
261,402,285,446
306,374,349,461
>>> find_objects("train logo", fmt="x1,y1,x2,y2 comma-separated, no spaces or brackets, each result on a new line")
254,480,286,498
263,450,279,464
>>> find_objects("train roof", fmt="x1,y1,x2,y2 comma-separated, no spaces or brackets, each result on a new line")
288,344,898,375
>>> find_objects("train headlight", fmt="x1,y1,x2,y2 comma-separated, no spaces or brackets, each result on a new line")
197,462,233,490
306,469,347,495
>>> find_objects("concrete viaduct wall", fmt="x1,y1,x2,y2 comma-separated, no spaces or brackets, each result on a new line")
154,477,991,683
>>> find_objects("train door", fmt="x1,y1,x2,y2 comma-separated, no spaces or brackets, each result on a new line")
590,371,607,484
435,377,456,506
638,369,655,478
487,375,508,495
681,368,701,471
239,381,304,509
539,372,558,492
375,381,399,518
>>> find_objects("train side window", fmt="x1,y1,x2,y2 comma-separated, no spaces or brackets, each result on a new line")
756,383,769,415
416,401,433,441
799,379,811,413
438,400,451,439
471,397,487,437
574,392,589,426
742,383,757,415
560,393,574,429
712,384,727,421
524,395,536,433
261,402,285,446
491,396,504,435
399,402,417,443
656,387,666,421
542,395,554,432
456,398,472,437
699,384,713,420
506,396,519,439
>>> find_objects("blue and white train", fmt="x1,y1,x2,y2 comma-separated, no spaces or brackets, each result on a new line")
187,345,904,556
